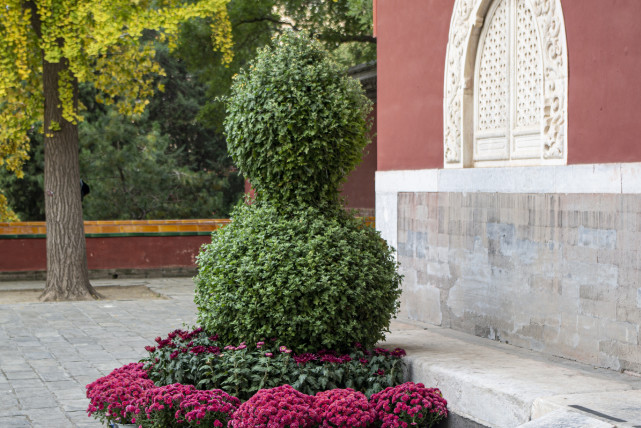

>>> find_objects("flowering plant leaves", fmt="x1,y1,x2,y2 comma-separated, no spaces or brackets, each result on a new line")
141,328,406,401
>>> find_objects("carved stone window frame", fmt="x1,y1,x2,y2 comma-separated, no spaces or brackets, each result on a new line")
443,0,568,168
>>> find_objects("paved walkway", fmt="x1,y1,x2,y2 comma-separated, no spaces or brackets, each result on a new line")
0,278,198,427
1,277,640,427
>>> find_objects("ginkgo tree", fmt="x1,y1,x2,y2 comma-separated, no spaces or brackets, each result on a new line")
0,0,232,301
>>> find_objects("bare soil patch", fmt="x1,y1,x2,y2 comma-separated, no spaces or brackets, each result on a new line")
0,285,168,304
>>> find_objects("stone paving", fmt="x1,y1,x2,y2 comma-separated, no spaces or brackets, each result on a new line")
2,277,641,427
0,277,198,427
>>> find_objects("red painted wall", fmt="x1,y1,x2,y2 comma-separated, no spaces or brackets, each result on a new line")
0,239,44,271
377,0,453,171
341,106,377,212
0,235,211,272
376,0,641,170
565,0,641,164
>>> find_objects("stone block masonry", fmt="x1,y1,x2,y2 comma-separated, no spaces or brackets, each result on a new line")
397,192,641,373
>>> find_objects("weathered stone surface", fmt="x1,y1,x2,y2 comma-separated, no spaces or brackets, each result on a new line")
531,390,641,427
517,409,613,428
383,321,641,428
397,192,641,372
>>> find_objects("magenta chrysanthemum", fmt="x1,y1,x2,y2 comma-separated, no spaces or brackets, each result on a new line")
370,382,448,428
231,385,319,428
314,388,376,428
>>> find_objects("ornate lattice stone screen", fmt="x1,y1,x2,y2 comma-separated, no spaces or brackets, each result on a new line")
444,0,568,168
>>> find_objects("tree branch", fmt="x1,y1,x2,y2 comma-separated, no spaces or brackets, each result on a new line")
24,1,42,38
234,16,375,45
234,16,300,31
317,33,376,44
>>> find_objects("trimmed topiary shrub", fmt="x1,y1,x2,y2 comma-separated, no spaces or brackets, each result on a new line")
195,202,401,353
224,31,372,206
196,30,401,357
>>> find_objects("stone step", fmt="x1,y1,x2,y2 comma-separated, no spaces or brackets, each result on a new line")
517,409,614,428
383,320,641,427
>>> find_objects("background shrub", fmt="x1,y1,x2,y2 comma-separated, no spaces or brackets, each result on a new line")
224,31,372,206
195,203,402,353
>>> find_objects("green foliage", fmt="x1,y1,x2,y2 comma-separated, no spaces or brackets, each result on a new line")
278,0,376,66
177,0,276,132
196,31,399,358
77,45,244,220
2,45,245,221
175,0,376,169
0,131,44,221
224,31,372,206
195,202,402,353
141,328,406,401
0,0,233,229
0,0,375,220
147,43,235,176
79,110,234,220
0,0,233,167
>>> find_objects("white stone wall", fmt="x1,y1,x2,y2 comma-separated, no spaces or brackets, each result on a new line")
376,163,641,251
377,163,641,372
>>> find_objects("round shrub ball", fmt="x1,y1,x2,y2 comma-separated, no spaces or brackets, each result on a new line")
195,202,402,353
224,31,372,206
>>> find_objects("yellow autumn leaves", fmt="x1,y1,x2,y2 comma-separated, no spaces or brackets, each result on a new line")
0,0,234,220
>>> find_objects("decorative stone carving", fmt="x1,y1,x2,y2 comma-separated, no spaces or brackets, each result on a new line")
444,1,474,164
515,0,542,130
444,0,568,167
477,0,508,133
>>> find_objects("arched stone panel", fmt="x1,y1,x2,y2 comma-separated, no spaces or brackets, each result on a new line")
444,0,568,168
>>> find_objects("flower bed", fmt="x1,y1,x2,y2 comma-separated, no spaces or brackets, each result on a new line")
370,382,448,428
88,375,447,428
140,328,407,400
86,363,154,426
230,385,318,428
314,388,376,428
127,383,240,427
87,329,448,427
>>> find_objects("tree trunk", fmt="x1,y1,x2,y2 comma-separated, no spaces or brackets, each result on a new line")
39,58,100,301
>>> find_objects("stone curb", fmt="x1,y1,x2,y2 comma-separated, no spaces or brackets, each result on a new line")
382,320,641,427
